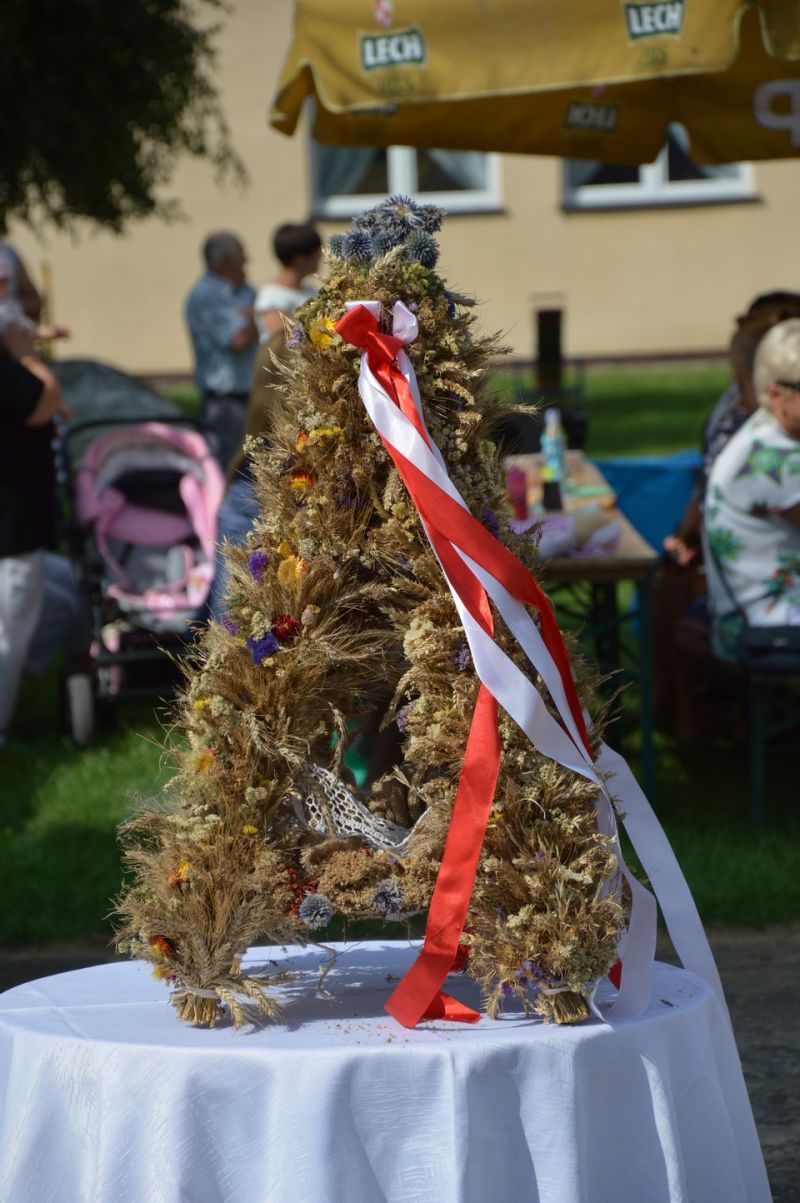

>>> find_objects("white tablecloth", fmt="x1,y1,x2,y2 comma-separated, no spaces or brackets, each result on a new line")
0,942,770,1203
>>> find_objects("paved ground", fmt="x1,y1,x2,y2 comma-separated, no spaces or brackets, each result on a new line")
1,925,797,1201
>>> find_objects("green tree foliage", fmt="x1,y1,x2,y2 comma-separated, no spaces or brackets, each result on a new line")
0,0,244,232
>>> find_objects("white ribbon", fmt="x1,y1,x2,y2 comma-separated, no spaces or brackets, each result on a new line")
346,300,728,1027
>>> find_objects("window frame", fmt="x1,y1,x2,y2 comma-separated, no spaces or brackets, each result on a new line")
310,143,502,220
562,141,756,211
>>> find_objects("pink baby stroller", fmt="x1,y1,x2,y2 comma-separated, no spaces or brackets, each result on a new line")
59,403,224,732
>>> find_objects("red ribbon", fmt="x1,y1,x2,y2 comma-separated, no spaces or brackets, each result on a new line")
336,305,596,1026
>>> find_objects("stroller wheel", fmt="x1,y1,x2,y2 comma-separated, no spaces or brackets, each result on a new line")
65,673,96,747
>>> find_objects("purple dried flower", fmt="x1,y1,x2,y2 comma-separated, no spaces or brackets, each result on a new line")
221,613,238,636
246,632,279,665
444,289,456,319
248,549,270,583
286,324,304,348
452,642,472,672
500,982,514,997
481,507,500,539
396,702,415,733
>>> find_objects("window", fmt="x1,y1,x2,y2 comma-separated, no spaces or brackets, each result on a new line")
563,124,754,210
311,143,501,220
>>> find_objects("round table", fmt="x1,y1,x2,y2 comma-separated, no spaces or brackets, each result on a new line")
0,942,770,1203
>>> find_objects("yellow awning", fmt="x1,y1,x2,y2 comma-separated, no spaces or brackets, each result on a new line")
271,1,800,163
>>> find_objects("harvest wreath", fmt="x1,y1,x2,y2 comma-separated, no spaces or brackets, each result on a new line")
114,198,718,1030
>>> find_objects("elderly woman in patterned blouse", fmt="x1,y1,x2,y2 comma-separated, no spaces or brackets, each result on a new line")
703,318,800,659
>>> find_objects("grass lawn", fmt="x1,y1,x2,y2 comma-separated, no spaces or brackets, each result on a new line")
0,361,797,948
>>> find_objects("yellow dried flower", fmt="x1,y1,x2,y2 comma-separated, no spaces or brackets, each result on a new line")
277,555,307,589
192,697,211,710
309,424,343,443
277,540,294,558
241,824,258,835
194,748,216,773
309,317,337,349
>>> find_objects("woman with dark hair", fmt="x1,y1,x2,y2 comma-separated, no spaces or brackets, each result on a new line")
254,222,322,341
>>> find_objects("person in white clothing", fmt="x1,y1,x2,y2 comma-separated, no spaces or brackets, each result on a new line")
254,222,322,341
703,319,800,660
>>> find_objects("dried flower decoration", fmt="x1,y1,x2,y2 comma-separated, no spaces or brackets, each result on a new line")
193,748,216,774
277,555,307,590
404,228,439,270
169,860,191,890
220,614,238,636
271,614,300,642
308,424,343,443
341,228,374,263
290,470,315,493
248,549,270,583
298,892,333,930
309,317,337,349
246,632,280,665
300,604,320,627
149,935,177,960
452,643,472,672
371,878,406,920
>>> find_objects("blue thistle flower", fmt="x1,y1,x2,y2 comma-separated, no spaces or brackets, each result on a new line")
341,228,374,263
404,229,439,269
353,209,381,233
418,203,445,233
298,892,333,930
380,194,423,231
371,878,406,920
372,228,404,256
246,632,279,665
248,549,270,583
327,232,345,256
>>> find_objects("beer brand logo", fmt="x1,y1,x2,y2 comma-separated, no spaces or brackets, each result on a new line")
360,27,426,71
564,100,620,133
623,2,685,39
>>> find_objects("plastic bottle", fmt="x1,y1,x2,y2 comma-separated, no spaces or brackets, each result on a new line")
540,407,565,512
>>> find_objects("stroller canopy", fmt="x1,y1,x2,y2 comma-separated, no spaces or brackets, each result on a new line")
75,422,225,631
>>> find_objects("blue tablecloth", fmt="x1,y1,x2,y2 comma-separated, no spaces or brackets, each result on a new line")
592,450,701,551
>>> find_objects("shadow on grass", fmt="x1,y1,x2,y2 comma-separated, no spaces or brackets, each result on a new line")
0,669,174,945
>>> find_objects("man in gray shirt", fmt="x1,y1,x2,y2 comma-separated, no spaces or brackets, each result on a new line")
184,231,258,470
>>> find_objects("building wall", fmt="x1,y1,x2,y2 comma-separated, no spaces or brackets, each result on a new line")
8,0,800,376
